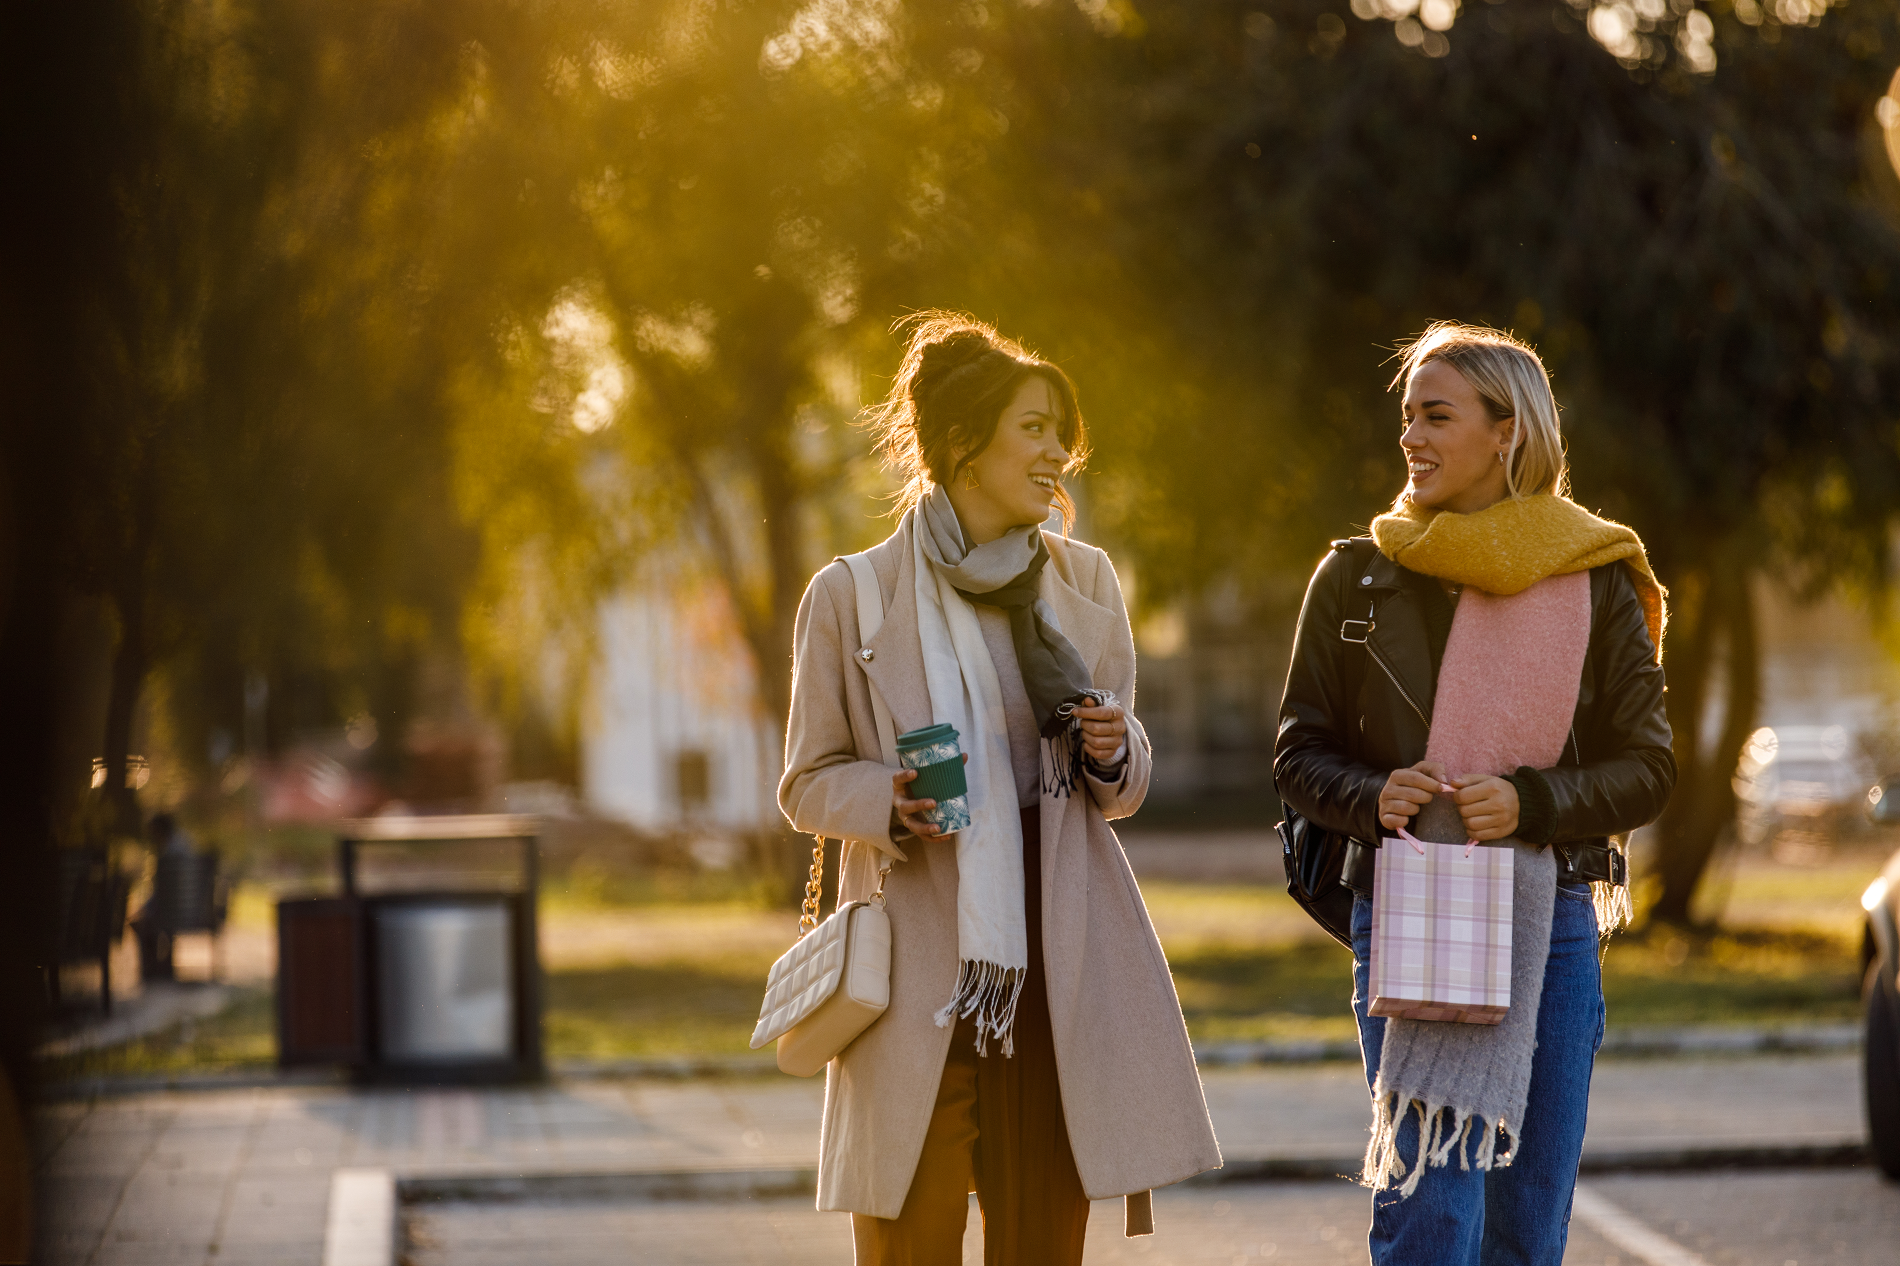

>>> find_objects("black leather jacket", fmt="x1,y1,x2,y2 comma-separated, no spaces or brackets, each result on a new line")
1273,539,1675,891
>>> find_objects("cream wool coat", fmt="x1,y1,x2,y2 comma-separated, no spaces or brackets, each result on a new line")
778,516,1223,1217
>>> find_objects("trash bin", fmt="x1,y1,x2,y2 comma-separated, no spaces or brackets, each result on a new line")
276,814,543,1083
374,899,513,1062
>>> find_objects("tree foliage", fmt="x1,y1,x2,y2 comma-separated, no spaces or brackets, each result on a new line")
9,0,1900,930
919,0,1900,921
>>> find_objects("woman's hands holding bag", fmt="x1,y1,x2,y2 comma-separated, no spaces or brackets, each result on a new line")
1377,759,1520,840
1450,776,1519,841
1378,760,1452,832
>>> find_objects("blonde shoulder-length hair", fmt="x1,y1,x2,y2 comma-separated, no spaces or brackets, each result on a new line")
1390,321,1569,502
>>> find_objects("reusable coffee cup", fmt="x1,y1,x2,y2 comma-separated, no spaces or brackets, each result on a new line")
896,722,972,834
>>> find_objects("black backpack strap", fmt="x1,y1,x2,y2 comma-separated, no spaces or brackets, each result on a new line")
1277,537,1386,951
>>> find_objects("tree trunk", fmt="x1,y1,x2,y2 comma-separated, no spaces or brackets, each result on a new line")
1650,555,1760,925
100,483,156,840
749,424,802,728
675,443,798,728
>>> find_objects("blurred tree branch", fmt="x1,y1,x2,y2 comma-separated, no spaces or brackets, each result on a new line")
15,0,1900,937
957,0,1900,922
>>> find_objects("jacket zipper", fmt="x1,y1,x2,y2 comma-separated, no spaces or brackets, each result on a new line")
1367,642,1431,732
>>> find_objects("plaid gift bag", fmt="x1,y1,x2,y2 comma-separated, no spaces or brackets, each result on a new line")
1368,827,1513,1025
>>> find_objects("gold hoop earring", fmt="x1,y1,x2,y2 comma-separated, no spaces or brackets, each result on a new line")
962,465,980,490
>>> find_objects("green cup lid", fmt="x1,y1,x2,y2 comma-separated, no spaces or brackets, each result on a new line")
895,722,959,751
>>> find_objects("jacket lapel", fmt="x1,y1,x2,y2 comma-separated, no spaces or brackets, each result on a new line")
1037,563,1118,681
1361,551,1436,723
1036,549,1121,910
862,522,1121,736
857,520,933,742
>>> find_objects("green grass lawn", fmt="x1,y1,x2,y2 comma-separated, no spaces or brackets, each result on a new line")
47,851,1877,1074
1599,923,1860,1028
43,987,279,1081
546,954,778,1060
1163,922,1863,1046
548,860,1875,1056
533,877,1865,1059
536,913,1861,1059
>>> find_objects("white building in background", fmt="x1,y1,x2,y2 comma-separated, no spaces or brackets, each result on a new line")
582,578,781,845
581,494,1083,839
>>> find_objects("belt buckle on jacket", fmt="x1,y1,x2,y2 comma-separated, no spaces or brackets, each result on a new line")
1554,842,1629,887
1340,618,1374,644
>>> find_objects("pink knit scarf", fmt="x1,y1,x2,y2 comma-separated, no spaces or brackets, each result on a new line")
1425,572,1591,782
1365,571,1593,1196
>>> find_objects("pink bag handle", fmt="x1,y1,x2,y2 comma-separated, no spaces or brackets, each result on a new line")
1395,825,1481,858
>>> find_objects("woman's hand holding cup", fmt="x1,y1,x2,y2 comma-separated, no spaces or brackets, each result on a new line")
892,754,968,839
1378,760,1454,832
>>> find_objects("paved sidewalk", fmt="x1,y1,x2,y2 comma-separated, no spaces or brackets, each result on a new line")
404,1169,1900,1266
39,982,237,1059
34,1054,1867,1265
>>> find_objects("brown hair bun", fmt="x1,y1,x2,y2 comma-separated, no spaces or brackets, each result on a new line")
867,311,1088,527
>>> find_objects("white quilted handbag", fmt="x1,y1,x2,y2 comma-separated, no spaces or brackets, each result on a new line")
750,850,893,1076
750,551,902,1077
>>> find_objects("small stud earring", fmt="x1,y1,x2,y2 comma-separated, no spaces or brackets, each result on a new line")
1497,450,1507,465
962,465,980,490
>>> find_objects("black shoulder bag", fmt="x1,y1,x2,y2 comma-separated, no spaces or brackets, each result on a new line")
1276,538,1378,950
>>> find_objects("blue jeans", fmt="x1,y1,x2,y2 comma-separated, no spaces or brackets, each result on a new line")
1350,884,1606,1266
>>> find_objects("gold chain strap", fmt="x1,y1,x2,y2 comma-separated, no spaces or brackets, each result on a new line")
799,837,826,936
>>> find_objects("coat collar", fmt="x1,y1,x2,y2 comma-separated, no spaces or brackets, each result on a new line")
1362,548,1405,592
1357,547,1438,724
855,521,1120,738
1037,536,1120,682
857,518,931,738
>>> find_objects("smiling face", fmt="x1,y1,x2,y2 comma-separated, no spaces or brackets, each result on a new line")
1400,359,1515,515
947,374,1071,544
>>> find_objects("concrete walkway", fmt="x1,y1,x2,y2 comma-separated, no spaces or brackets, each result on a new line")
33,1053,1868,1265
39,982,237,1059
402,1168,1900,1266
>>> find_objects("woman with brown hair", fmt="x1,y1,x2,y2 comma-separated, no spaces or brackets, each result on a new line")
779,312,1220,1263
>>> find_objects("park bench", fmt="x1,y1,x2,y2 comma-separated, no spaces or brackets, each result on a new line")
136,849,230,982
50,847,132,1015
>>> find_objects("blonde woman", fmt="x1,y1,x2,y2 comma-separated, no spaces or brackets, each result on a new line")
779,312,1220,1264
1275,323,1674,1262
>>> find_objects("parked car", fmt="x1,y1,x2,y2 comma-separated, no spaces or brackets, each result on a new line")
1859,840,1900,1179
1869,773,1900,829
1733,726,1868,847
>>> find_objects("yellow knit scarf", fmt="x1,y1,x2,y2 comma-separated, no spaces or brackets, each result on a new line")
1370,494,1667,661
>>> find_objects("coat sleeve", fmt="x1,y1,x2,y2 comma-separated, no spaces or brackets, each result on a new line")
1081,548,1151,820
1537,561,1677,843
777,566,908,857
1273,546,1388,843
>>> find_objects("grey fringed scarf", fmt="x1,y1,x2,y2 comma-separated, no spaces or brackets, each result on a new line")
918,494,1096,724
1365,799,1558,1195
912,485,1098,1055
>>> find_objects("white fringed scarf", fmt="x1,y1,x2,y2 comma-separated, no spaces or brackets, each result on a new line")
910,491,1028,1054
